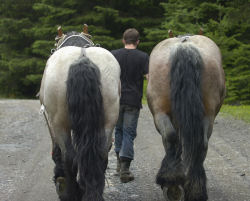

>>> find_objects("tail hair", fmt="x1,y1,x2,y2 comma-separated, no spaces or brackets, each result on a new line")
66,56,106,201
170,45,205,170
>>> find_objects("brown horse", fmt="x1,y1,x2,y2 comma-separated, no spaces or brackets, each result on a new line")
147,35,226,201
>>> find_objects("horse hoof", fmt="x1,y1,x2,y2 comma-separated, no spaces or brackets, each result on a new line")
163,185,184,201
56,177,66,196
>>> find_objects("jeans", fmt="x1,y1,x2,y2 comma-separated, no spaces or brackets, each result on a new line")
114,104,140,160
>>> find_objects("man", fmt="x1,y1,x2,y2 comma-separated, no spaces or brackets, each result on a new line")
111,28,149,183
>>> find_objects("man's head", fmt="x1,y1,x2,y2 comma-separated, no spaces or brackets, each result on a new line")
123,28,140,46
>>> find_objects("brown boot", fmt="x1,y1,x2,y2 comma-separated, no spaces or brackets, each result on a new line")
120,157,134,183
116,152,121,173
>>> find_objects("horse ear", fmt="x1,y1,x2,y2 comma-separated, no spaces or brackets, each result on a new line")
168,29,173,38
57,26,63,37
198,28,203,35
83,24,88,34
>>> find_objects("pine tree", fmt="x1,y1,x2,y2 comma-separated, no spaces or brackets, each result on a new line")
0,0,43,97
0,0,165,98
0,0,249,104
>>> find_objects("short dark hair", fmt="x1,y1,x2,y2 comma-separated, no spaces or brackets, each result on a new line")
123,28,140,45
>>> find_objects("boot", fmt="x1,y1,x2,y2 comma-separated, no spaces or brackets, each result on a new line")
116,152,121,173
120,157,134,183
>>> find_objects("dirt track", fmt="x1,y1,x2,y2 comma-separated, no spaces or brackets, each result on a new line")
0,99,250,201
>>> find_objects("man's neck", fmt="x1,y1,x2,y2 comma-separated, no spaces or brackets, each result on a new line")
124,44,137,49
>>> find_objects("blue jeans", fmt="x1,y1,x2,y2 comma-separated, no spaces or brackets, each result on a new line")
114,105,140,160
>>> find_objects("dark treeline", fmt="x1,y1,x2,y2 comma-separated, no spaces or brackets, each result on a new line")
0,0,249,104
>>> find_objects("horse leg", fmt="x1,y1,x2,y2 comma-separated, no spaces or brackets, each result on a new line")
63,136,82,201
43,116,65,184
104,128,114,170
103,97,120,171
52,126,81,201
52,143,65,185
154,113,185,201
46,121,64,182
183,116,214,201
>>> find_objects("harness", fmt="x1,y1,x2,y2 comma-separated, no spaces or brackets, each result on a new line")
50,34,100,55
57,34,94,48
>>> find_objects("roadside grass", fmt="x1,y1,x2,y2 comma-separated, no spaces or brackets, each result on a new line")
142,79,148,104
220,105,250,123
143,80,250,123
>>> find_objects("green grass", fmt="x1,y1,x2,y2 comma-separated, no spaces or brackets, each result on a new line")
142,79,148,104
220,105,250,123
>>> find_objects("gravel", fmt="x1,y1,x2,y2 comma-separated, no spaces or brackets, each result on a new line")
0,100,250,201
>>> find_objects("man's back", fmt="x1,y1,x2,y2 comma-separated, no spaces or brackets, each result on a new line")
112,48,148,108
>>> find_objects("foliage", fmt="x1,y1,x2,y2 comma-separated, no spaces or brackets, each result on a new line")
0,0,249,105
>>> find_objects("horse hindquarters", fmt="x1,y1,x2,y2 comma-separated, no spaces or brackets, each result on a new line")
67,56,106,201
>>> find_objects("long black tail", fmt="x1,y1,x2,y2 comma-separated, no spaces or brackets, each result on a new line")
170,45,205,172
66,56,106,201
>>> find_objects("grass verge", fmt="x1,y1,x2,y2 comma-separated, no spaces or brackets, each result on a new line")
142,79,148,104
220,105,250,123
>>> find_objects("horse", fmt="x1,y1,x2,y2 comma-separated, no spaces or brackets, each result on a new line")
147,35,226,201
39,26,120,201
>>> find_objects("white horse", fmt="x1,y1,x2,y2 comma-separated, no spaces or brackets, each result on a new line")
39,31,120,201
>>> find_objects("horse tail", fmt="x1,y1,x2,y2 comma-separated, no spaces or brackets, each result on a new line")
170,45,205,176
66,56,106,201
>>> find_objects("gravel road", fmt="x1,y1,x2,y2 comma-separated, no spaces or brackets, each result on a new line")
0,99,250,201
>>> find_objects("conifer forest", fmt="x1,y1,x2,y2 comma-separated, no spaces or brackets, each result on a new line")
0,0,249,104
